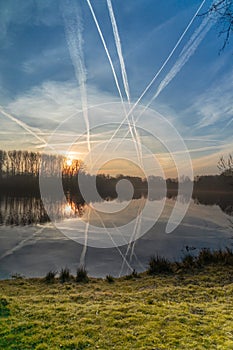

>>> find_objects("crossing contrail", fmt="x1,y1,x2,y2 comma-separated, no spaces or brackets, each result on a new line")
106,0,143,167
119,203,143,276
86,0,124,104
132,12,216,121
102,0,208,147
106,0,130,101
86,0,141,163
130,0,208,112
0,106,47,146
62,0,91,154
95,211,134,272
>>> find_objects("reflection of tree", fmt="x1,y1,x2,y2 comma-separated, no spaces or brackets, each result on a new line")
0,195,86,226
0,196,49,226
192,191,233,217
1,187,232,227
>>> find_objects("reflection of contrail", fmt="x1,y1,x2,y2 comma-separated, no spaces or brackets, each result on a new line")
79,210,90,266
119,203,142,276
94,210,133,272
129,212,142,263
106,0,143,166
62,1,91,154
103,0,208,147
0,226,46,261
111,221,144,276
86,0,141,163
0,106,47,146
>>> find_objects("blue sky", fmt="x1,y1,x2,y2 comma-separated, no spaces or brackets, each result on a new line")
0,0,232,176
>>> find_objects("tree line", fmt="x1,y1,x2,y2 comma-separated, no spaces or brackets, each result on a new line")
0,150,82,178
0,150,232,198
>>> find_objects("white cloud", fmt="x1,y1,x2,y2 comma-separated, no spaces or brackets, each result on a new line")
192,70,233,129
22,47,68,75
2,78,232,176
1,81,122,150
0,0,62,43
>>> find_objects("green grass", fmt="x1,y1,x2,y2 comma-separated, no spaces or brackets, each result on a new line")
1,264,233,349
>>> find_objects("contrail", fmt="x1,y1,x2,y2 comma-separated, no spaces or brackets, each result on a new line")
0,106,47,146
113,14,215,147
130,0,208,112
62,0,91,154
226,118,233,127
86,0,141,163
149,18,213,103
101,0,208,147
100,3,212,254
86,0,124,104
106,0,130,101
106,0,143,167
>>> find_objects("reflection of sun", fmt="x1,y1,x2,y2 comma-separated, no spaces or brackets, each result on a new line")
66,158,72,167
64,204,73,215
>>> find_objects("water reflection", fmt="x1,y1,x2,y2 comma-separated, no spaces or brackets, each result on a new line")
0,195,85,226
0,196,48,226
0,191,232,227
0,191,233,279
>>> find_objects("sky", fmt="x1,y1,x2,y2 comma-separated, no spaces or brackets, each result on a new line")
0,0,232,177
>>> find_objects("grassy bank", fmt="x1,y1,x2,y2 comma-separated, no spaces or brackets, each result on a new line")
1,263,233,349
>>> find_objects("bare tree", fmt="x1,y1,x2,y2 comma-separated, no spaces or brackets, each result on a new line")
0,150,6,178
201,0,233,51
218,154,233,175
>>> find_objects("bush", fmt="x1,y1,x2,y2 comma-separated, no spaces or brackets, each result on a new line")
76,266,89,283
59,268,71,283
214,248,233,265
221,247,233,265
196,248,214,265
196,248,233,266
106,275,114,283
0,297,10,317
148,255,173,275
125,269,140,280
44,270,57,283
182,254,196,269
11,273,24,279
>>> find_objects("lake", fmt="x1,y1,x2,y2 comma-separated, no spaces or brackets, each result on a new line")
0,192,232,279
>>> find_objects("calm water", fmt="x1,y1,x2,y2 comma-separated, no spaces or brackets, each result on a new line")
0,193,232,279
